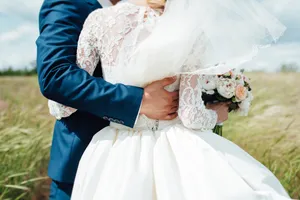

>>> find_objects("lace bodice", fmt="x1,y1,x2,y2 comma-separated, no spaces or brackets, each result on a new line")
48,2,217,130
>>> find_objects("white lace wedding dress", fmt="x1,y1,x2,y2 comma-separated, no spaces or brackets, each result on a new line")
49,2,291,200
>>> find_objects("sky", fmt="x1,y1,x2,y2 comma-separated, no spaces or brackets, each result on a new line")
0,0,299,71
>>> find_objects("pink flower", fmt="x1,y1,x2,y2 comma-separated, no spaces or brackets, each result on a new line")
235,84,247,101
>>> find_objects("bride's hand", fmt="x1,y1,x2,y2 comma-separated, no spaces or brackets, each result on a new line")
206,102,230,123
140,77,179,120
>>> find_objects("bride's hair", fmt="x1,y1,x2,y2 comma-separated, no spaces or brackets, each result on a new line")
147,0,166,10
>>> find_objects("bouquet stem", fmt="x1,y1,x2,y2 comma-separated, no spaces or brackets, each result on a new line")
213,123,223,136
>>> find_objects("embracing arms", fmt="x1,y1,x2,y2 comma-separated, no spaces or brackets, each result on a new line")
36,0,143,127
37,1,178,127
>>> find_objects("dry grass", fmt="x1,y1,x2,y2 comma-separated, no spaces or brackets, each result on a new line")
0,73,299,199
225,72,300,198
0,77,54,200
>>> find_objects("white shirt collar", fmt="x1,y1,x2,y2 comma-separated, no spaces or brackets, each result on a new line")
98,0,113,7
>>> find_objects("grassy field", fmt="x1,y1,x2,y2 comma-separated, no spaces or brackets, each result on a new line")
0,73,299,199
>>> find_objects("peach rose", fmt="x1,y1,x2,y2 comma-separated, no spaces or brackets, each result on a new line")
235,84,247,101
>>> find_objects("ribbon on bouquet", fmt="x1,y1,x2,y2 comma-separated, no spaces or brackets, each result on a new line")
213,122,223,136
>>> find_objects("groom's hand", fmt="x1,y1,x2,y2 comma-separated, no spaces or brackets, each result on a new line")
140,77,179,120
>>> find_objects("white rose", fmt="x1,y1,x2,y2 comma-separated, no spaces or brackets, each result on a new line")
199,75,217,91
217,78,236,99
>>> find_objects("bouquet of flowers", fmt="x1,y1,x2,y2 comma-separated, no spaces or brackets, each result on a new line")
200,69,253,136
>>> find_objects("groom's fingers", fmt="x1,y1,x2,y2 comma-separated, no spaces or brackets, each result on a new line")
161,76,177,87
169,91,179,101
171,99,179,107
164,112,178,120
169,106,178,114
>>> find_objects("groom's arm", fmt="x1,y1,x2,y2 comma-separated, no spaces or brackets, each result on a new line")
36,0,143,128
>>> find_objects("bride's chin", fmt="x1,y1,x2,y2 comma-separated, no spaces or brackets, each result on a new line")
128,0,148,6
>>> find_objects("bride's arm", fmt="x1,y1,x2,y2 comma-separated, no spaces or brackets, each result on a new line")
178,74,218,130
47,10,144,126
177,32,218,130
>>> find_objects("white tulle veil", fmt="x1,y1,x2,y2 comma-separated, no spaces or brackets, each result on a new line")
115,0,286,86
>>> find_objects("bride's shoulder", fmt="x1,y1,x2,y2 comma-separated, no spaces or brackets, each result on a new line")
84,8,105,23
86,2,140,22
83,3,141,32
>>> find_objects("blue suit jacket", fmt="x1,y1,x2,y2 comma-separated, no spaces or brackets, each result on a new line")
36,0,144,183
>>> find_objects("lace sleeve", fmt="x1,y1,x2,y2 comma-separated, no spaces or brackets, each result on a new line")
76,10,102,75
178,75,218,130
47,10,102,119
177,31,218,130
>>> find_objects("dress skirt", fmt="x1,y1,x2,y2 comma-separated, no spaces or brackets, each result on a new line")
71,122,290,200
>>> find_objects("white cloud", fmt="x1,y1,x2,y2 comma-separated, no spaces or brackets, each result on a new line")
0,0,42,22
0,0,299,71
0,1,42,69
243,43,300,72
0,23,39,68
263,0,300,15
0,24,36,42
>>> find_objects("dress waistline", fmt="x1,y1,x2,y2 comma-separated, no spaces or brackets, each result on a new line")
110,117,181,131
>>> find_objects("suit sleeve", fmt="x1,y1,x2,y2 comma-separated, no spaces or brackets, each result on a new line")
36,0,143,128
